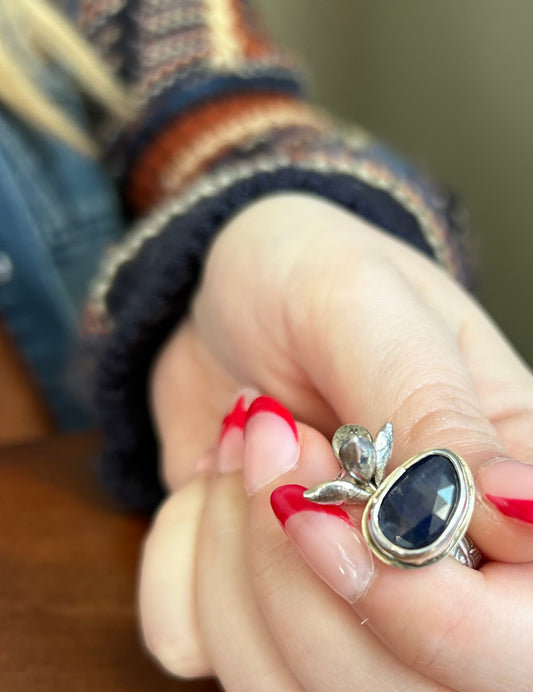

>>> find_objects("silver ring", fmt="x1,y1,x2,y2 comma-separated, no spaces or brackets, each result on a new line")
303,423,482,569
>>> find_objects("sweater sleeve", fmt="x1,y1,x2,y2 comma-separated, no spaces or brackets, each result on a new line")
77,0,470,513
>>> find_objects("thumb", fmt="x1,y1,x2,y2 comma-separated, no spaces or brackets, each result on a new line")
290,247,533,562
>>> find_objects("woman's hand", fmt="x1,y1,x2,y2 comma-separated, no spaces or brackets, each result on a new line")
140,402,533,691
141,193,533,687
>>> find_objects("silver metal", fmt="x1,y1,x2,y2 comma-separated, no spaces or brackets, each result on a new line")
304,422,481,569
362,448,475,568
374,422,394,485
303,479,372,504
308,422,393,504
452,535,483,569
332,424,372,458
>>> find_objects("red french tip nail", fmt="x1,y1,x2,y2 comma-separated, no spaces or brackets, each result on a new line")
246,396,298,439
270,484,353,528
486,494,533,524
219,395,248,443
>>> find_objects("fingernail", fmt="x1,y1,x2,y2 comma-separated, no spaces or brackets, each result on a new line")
218,395,248,473
271,484,374,603
243,396,299,495
478,459,533,524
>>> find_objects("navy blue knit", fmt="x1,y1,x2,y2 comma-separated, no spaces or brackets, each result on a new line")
97,168,435,512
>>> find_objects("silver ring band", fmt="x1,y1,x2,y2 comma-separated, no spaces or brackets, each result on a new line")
452,535,483,569
304,423,482,569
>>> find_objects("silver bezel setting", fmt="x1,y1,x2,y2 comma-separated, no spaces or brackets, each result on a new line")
362,449,475,569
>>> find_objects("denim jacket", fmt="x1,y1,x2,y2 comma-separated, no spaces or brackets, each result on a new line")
0,66,124,429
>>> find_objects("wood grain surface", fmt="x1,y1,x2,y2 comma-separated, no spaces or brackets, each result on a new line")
0,433,220,691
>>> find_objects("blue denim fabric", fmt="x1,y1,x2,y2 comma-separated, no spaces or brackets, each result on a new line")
0,66,124,429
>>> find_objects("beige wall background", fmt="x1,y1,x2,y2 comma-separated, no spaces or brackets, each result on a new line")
257,0,533,366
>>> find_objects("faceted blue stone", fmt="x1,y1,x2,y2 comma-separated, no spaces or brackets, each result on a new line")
378,454,459,550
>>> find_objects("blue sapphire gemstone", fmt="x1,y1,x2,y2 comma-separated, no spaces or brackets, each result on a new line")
378,454,459,550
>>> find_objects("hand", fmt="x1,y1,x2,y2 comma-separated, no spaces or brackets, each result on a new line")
140,400,533,691
141,408,451,691
141,193,533,686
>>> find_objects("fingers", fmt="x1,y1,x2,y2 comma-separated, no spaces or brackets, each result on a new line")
151,318,263,490
245,403,533,692
138,475,212,678
387,228,533,463
244,410,448,692
197,398,305,690
285,233,533,561
184,396,443,691
141,388,531,692
196,472,304,692
453,306,533,462
150,319,247,490
186,194,533,560
385,234,533,465
237,195,533,561
354,558,533,692
140,397,301,691
424,290,533,543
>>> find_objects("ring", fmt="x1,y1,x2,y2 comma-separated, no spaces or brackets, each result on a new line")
303,423,482,569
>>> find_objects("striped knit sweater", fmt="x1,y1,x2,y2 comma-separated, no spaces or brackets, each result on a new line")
77,0,469,512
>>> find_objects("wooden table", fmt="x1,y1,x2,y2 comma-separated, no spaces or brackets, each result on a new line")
0,433,220,691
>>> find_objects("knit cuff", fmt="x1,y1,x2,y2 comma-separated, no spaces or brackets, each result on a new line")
86,136,469,512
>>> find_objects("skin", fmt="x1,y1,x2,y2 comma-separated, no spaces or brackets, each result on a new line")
139,193,533,690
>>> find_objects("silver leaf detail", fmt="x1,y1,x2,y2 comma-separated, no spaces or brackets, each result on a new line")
374,421,393,485
332,424,372,459
339,436,376,482
303,480,372,504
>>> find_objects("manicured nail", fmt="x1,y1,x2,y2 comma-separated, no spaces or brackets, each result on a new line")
243,396,299,495
271,484,374,603
218,395,248,473
478,459,533,524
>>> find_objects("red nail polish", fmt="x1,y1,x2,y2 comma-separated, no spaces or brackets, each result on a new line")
271,484,353,528
270,485,373,604
243,398,299,494
485,494,533,524
246,396,298,439
219,395,247,444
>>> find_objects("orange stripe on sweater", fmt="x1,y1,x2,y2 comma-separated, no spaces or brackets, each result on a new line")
126,92,327,212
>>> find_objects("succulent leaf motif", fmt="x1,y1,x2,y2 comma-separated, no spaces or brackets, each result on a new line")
303,480,372,504
339,436,376,482
332,424,372,459
374,422,394,485
305,422,394,506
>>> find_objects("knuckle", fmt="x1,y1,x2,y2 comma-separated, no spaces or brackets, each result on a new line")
394,381,500,456
286,251,396,357
492,403,533,428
